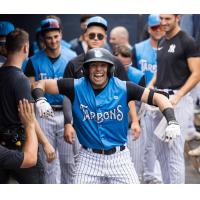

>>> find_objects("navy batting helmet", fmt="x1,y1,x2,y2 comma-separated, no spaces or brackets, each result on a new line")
83,48,115,77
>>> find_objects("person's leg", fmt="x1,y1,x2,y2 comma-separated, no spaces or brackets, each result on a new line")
37,113,60,184
73,148,104,184
127,128,145,182
153,111,171,184
106,148,140,184
56,112,76,184
142,111,161,183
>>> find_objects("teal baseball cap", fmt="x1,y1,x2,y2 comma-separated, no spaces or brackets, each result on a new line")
148,14,160,27
0,21,15,36
86,16,108,31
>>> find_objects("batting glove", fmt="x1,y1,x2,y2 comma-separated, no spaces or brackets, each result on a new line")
164,120,181,143
35,97,54,118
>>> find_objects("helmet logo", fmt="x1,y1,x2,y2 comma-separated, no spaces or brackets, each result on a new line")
94,49,103,58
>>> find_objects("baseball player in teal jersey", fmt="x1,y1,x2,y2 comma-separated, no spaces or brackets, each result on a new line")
131,14,165,183
25,18,77,184
31,48,181,184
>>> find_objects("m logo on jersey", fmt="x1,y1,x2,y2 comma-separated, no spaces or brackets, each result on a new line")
80,104,123,123
168,44,176,53
94,49,103,58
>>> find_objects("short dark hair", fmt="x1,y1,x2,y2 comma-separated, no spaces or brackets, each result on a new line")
6,28,29,53
80,14,94,23
113,45,131,58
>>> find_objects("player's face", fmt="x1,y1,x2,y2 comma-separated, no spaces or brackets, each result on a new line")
160,14,179,34
109,32,122,49
43,30,61,51
88,61,109,89
148,25,165,41
85,26,106,49
116,54,131,70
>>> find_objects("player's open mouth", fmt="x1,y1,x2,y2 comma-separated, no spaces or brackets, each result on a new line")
93,73,104,81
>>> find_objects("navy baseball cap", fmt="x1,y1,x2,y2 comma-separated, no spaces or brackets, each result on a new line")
0,21,15,36
148,14,160,27
86,16,108,31
40,18,60,32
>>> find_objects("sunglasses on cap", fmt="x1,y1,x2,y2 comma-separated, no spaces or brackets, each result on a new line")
150,25,162,31
88,33,104,40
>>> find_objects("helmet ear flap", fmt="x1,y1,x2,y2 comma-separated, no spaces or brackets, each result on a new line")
83,64,90,77
109,65,115,77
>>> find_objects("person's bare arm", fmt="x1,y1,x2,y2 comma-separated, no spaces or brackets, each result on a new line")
31,79,59,94
147,73,157,89
141,88,173,112
170,57,200,106
128,101,141,140
18,99,38,168
34,119,56,162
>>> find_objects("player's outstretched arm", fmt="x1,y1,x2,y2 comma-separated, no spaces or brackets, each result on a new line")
31,79,59,94
141,88,181,143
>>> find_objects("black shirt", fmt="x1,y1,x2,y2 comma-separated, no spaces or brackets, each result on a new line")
0,66,32,130
63,53,129,81
0,145,24,169
57,78,145,104
156,30,200,89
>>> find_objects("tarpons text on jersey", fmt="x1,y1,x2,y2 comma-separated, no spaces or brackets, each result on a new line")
80,104,123,123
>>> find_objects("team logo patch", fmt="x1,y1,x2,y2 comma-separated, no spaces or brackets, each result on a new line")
168,44,176,53
94,49,103,58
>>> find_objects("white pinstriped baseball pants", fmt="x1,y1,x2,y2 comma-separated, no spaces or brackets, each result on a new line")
73,147,140,184
152,94,193,184
142,110,162,183
36,110,77,184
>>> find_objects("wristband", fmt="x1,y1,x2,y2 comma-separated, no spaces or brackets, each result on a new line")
32,88,45,101
162,107,176,124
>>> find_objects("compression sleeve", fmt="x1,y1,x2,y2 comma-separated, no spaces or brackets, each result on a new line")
57,78,75,102
126,81,145,103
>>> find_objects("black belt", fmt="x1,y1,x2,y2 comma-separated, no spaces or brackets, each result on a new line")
51,106,63,111
82,145,126,155
168,90,175,95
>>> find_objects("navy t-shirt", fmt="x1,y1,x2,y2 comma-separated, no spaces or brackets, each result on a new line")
0,145,24,169
0,66,33,130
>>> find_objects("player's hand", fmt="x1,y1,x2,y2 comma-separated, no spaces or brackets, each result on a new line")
169,94,181,107
18,99,35,128
64,123,75,144
43,142,56,163
130,121,141,140
164,120,181,143
35,98,54,118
